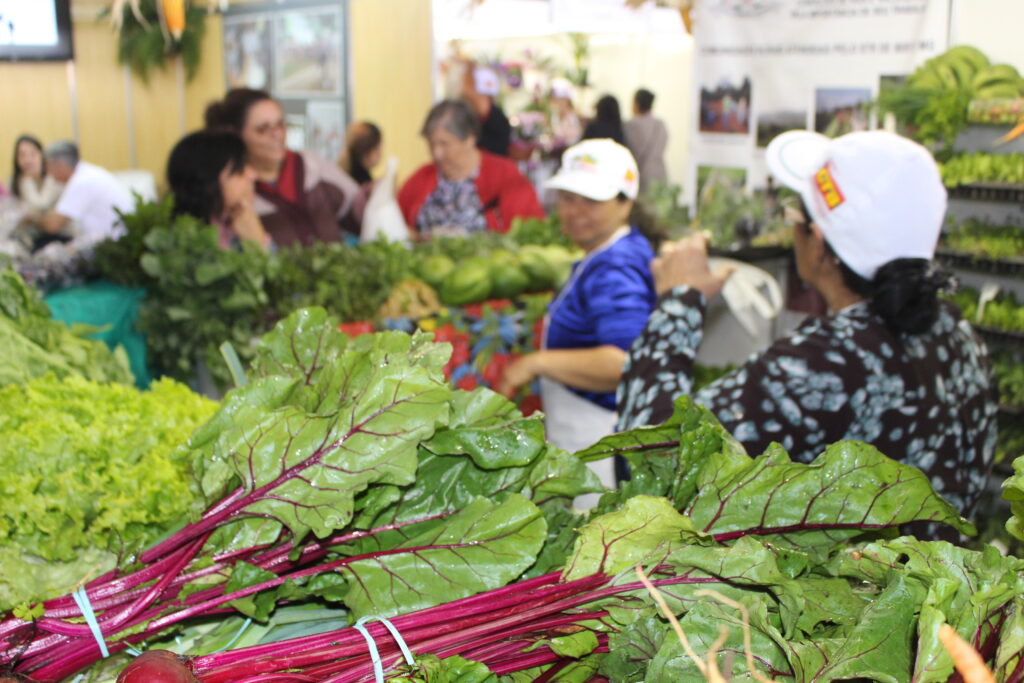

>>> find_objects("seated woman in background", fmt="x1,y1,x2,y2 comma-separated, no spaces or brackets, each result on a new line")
498,139,658,464
617,130,996,536
398,99,543,237
166,129,271,251
205,88,360,247
11,135,63,214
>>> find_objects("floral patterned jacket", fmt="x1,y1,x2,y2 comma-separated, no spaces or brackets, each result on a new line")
617,286,998,520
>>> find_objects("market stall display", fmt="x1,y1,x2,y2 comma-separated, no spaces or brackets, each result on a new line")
0,309,600,681
90,197,576,392
6,313,1024,681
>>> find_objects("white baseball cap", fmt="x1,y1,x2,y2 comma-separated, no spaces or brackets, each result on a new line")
765,130,946,280
544,138,640,201
550,77,575,100
473,67,500,97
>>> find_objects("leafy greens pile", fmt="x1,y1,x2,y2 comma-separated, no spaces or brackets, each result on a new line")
165,399,1024,683
93,199,575,390
0,375,218,612
0,308,599,682
0,267,133,386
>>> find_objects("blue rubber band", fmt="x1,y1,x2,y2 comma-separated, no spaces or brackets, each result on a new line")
353,620,383,682
208,617,253,654
72,586,109,658
353,615,415,682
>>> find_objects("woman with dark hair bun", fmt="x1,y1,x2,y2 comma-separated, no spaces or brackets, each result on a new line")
205,88,360,247
618,130,997,537
166,129,270,250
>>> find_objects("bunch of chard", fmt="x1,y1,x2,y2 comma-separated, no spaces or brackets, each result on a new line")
0,308,599,682
116,399,1024,683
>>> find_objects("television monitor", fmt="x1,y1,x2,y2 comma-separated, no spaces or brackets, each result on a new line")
0,0,73,61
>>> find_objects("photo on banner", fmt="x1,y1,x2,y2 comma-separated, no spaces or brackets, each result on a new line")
699,76,752,134
814,88,872,138
274,7,343,97
223,15,272,91
755,87,806,148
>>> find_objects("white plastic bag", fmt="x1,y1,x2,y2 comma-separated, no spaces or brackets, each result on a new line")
696,258,784,367
360,157,410,244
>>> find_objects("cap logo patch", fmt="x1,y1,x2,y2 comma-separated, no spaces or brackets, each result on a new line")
569,154,600,172
814,163,844,210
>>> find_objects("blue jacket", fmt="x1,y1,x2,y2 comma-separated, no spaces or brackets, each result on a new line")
546,228,657,410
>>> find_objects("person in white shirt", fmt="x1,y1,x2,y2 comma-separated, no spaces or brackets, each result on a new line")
41,141,133,247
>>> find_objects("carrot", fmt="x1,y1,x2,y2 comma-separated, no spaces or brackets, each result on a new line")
938,623,996,683
162,0,186,40
994,118,1024,145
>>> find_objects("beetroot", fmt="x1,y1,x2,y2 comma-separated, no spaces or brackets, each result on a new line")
116,650,197,683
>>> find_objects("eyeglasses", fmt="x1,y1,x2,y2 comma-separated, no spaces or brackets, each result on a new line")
252,120,286,135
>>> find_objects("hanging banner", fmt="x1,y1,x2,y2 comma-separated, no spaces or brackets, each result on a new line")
689,0,950,201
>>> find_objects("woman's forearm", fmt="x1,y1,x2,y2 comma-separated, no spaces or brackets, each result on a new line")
532,345,627,393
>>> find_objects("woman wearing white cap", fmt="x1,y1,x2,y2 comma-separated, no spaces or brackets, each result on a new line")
617,130,996,533
498,139,659,482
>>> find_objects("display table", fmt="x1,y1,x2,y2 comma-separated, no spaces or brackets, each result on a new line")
44,280,151,388
341,293,552,415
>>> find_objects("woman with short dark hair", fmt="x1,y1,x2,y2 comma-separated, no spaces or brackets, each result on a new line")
205,88,360,247
618,130,997,533
166,129,270,250
582,94,625,146
397,99,543,236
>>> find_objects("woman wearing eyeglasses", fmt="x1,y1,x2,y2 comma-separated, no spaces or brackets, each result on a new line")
205,88,360,247
617,130,996,534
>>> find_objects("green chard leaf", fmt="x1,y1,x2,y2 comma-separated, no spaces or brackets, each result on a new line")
562,496,701,581
790,576,923,683
423,388,546,469
586,396,747,513
191,335,451,544
392,654,497,683
600,615,668,682
825,536,1024,681
647,595,791,681
339,494,546,618
686,440,975,550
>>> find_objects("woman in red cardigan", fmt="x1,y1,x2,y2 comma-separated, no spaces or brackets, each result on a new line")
398,99,544,236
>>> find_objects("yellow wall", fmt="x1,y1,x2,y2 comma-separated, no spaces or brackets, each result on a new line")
350,0,434,179
1,5,225,191
2,0,433,192
0,61,75,178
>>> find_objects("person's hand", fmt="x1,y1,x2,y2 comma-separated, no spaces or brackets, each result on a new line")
226,186,269,248
496,353,540,399
651,232,736,300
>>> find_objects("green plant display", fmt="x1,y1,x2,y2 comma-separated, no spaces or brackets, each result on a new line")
109,0,207,82
877,44,1024,155
943,219,1024,260
939,152,1024,187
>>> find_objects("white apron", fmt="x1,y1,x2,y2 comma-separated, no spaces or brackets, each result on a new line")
540,226,629,510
